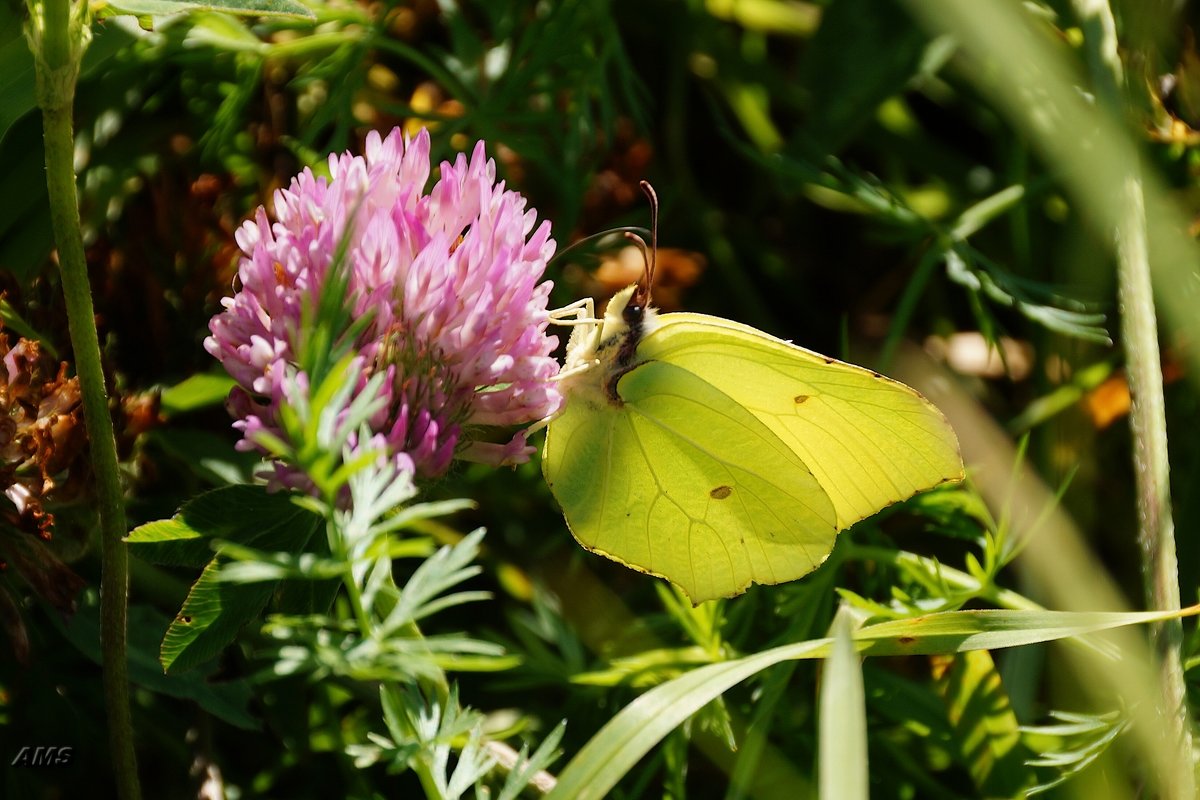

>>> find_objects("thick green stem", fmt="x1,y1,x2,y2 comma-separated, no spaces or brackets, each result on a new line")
1072,1,1194,796
30,1,141,798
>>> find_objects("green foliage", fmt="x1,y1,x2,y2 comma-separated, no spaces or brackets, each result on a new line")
7,0,1200,798
55,591,258,729
1021,710,1130,795
98,0,314,23
549,605,1193,800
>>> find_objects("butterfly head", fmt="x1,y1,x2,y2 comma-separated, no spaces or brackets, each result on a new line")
562,183,662,379
603,283,638,329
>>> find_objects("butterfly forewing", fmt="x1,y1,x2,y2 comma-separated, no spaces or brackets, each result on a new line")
637,314,964,530
544,360,837,603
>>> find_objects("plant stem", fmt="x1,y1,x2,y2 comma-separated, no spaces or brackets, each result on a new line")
1071,1,1194,796
1117,174,1194,794
31,0,140,798
329,520,446,797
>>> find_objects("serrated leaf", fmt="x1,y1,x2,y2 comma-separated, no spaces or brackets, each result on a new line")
99,0,314,20
127,485,322,672
126,484,318,567
160,558,278,673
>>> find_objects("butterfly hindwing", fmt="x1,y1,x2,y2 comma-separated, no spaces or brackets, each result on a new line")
637,314,964,529
544,360,837,603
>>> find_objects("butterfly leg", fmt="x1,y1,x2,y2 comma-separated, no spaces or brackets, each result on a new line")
524,415,553,437
551,359,600,382
547,297,596,326
524,355,601,437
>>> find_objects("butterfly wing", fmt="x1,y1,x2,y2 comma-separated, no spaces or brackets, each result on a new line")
543,360,837,603
637,313,964,529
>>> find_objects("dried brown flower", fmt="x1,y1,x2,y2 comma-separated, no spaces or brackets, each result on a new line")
0,333,87,539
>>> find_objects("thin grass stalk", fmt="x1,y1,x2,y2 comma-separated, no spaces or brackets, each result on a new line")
900,0,1196,792
28,0,141,797
1070,2,1194,795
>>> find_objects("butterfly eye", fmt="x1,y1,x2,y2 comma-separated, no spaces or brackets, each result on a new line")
623,303,644,326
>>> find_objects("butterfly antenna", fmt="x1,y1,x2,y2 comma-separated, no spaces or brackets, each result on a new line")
636,181,659,306
623,231,651,290
549,226,651,267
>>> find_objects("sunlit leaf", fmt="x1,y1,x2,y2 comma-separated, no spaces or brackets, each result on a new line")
127,485,318,567
818,612,867,800
546,606,1196,800
934,650,1031,795
159,372,236,416
97,0,314,21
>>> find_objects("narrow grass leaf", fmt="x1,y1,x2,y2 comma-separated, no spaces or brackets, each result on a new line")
819,612,867,800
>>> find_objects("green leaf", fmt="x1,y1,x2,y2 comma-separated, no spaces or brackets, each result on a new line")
99,0,314,21
126,484,317,567
1021,710,1128,795
379,528,487,634
495,720,565,800
935,650,1031,796
546,606,1196,800
0,6,36,151
54,592,257,729
146,427,259,486
215,541,347,582
0,8,139,148
0,297,56,356
0,115,54,283
819,612,867,800
159,558,277,673
802,0,929,153
159,372,236,416
126,485,323,672
944,246,1111,345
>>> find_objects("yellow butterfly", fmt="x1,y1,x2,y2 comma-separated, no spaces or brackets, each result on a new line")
541,185,963,603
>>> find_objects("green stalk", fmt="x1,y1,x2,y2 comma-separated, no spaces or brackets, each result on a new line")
1071,1,1194,796
27,1,141,798
328,519,446,798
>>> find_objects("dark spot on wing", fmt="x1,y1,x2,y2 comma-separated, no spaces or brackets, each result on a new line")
823,357,834,364
872,372,882,379
794,394,809,404
710,485,733,500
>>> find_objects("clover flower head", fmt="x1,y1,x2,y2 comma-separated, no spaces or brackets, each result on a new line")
205,128,562,487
